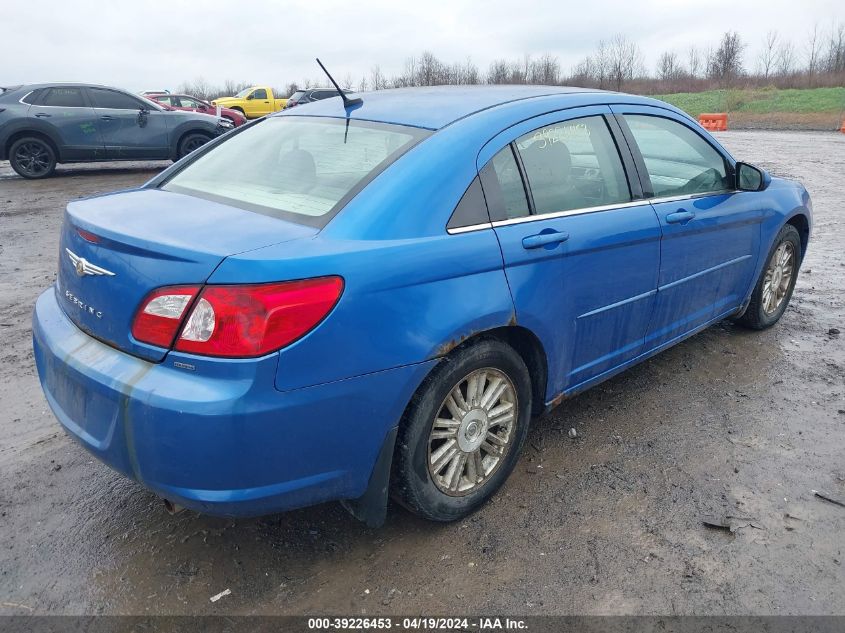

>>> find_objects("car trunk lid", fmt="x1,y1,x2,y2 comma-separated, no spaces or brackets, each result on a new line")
57,188,317,361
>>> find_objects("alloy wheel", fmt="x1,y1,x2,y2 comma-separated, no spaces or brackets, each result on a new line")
427,368,518,496
762,241,795,314
183,136,207,154
14,142,51,177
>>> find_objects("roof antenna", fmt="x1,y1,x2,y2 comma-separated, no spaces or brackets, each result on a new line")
316,58,363,109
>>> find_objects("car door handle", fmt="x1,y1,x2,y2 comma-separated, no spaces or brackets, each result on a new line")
34,112,51,118
100,115,114,121
666,210,696,224
522,231,570,249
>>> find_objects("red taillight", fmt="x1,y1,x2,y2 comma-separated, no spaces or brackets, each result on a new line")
132,278,343,357
132,285,200,348
173,277,344,357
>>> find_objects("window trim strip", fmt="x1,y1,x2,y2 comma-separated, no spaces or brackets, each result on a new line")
446,222,494,235
491,199,651,227
445,189,741,234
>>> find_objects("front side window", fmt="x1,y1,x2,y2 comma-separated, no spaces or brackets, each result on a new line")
88,88,144,110
252,88,267,99
162,117,429,227
41,87,86,108
514,116,631,215
624,115,731,197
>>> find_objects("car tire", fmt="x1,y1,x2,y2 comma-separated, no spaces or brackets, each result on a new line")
735,224,802,330
392,338,532,522
177,132,211,160
9,136,57,179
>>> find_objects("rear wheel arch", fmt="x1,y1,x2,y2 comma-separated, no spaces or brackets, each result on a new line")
476,326,548,416
392,336,533,521
5,129,60,162
430,326,548,416
343,325,547,526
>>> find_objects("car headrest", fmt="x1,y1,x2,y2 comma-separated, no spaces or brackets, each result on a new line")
521,140,572,185
277,148,316,190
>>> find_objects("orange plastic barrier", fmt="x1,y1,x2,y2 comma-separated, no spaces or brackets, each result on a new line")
699,113,728,131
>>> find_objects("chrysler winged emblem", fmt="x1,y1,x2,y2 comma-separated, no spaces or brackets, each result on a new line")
65,248,115,277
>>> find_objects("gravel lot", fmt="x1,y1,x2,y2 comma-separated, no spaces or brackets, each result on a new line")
0,131,843,616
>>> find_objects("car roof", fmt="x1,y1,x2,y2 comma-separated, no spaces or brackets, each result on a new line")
17,82,135,92
276,85,618,130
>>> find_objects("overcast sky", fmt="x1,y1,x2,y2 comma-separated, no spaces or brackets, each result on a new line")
3,0,842,92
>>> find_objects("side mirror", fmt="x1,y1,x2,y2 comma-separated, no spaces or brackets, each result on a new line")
736,162,770,192
246,93,254,100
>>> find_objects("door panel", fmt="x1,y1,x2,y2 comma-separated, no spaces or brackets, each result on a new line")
481,107,661,399
29,87,103,160
493,206,661,392
613,106,764,349
245,89,270,117
647,194,761,347
87,88,170,159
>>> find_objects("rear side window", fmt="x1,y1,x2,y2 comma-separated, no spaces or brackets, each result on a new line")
88,88,144,110
447,178,490,230
162,117,430,228
40,87,86,107
20,89,46,105
514,116,631,215
624,115,730,197
480,146,531,222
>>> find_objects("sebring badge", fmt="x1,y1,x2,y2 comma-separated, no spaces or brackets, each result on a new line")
65,248,115,277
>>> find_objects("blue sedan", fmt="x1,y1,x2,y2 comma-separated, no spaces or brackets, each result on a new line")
32,86,812,525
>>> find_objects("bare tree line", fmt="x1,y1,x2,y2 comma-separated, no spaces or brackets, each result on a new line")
177,22,845,100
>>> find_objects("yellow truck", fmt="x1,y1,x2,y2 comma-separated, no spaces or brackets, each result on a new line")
211,86,287,119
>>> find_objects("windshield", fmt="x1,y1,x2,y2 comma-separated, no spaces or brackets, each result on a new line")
161,116,430,227
235,88,252,98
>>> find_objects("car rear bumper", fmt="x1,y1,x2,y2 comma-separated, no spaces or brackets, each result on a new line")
32,287,434,517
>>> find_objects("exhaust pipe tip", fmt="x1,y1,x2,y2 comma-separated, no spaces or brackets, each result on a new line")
163,498,185,515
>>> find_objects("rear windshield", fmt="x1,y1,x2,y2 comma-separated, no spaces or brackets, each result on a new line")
161,116,430,227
